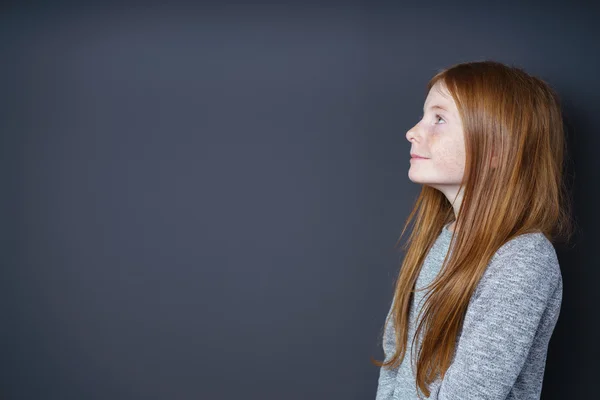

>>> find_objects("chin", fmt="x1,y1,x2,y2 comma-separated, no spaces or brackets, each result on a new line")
408,174,440,187
408,171,426,184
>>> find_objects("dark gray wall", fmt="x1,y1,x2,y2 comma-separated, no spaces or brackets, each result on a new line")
2,2,598,399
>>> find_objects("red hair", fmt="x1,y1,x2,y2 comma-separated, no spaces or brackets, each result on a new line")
371,60,576,398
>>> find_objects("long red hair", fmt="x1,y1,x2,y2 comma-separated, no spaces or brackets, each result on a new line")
371,60,576,398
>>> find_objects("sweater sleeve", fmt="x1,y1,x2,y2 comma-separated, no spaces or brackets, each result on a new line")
437,241,561,400
375,301,400,400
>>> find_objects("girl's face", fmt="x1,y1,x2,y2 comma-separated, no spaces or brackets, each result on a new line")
405,81,466,196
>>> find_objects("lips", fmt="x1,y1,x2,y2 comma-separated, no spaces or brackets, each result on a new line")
410,153,429,159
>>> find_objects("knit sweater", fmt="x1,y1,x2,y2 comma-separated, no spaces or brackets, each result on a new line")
375,222,563,399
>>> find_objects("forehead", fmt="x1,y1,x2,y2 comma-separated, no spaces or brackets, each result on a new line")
423,84,459,122
424,82,454,107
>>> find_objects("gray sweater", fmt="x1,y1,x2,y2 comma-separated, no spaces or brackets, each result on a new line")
376,223,563,399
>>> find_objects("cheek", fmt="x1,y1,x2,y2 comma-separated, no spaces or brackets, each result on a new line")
434,157,463,176
433,140,466,172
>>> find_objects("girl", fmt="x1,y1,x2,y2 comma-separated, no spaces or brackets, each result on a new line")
373,61,575,399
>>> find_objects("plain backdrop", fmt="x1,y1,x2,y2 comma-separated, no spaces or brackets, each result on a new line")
1,1,598,399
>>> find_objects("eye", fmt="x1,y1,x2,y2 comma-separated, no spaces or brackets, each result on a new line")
419,113,446,124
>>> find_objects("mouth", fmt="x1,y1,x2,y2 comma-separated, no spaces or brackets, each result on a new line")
410,152,429,159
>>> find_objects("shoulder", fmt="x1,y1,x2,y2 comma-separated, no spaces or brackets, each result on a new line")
491,232,560,278
494,231,557,259
475,232,561,300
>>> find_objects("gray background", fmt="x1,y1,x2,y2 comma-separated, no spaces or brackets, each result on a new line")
1,1,597,399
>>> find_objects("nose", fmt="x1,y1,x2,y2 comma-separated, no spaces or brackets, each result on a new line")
406,123,420,142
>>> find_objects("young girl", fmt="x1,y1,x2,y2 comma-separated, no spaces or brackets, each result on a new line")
373,61,575,399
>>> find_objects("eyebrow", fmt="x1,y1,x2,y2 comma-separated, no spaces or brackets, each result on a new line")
423,104,449,113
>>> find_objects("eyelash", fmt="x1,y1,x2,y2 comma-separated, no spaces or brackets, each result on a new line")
420,114,446,124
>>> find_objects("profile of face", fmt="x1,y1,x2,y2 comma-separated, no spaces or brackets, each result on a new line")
405,81,466,199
